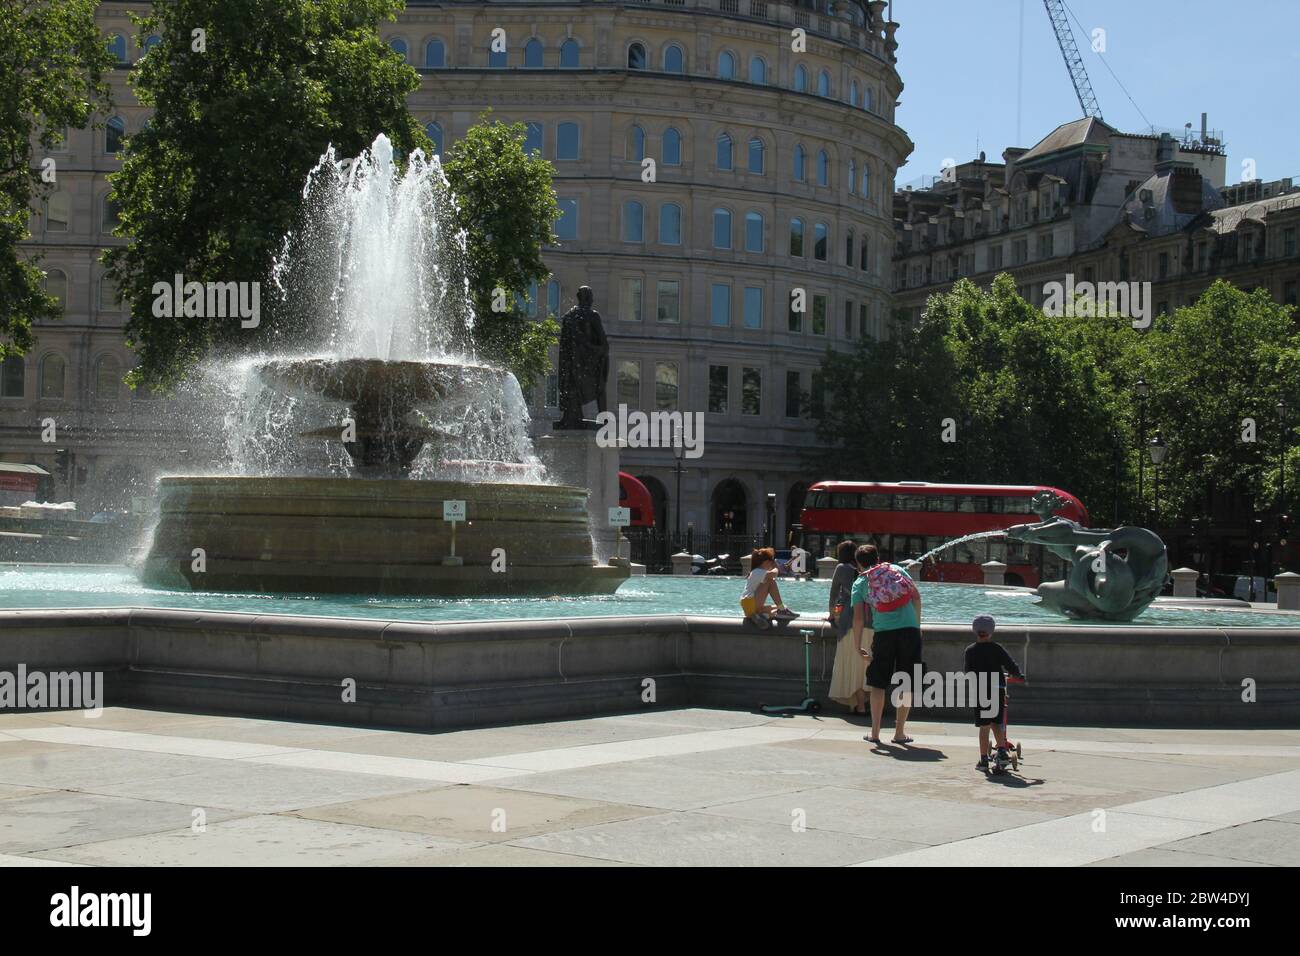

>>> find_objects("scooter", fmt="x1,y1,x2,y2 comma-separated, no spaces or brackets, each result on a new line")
759,629,821,716
989,675,1026,774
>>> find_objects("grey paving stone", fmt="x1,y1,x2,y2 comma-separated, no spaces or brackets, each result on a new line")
38,814,465,867
496,759,811,811
295,784,661,842
0,791,244,854
1012,749,1268,793
1158,819,1300,866
699,785,1053,844
1087,847,1271,867
397,843,635,866
511,810,922,866
0,747,217,791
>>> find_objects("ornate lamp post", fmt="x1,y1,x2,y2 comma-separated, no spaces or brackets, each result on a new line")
1135,376,1149,523
1278,399,1288,515
672,429,684,542
1148,434,1167,526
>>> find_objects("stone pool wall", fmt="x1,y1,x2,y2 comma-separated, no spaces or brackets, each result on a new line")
1,609,1296,728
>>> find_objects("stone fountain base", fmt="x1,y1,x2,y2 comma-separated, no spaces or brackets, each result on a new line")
141,476,629,597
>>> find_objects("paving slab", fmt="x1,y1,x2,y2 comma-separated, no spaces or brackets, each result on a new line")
296,784,662,842
37,814,466,867
1155,819,1300,866
510,810,922,867
698,785,1054,844
0,791,244,854
1087,846,1273,867
398,843,634,866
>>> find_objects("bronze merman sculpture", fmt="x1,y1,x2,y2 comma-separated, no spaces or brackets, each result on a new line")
1005,492,1169,621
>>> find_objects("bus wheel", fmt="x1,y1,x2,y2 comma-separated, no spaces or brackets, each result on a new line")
1005,573,1025,588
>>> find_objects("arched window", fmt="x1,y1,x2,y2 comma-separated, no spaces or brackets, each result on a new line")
143,35,162,53
849,158,857,194
106,34,127,64
716,133,733,170
664,44,684,73
627,124,645,162
628,42,647,70
426,122,443,155
99,277,122,311
547,279,561,314
44,189,70,232
794,64,808,92
814,222,828,261
560,39,580,68
95,355,122,401
488,39,507,68
817,70,831,97
425,39,446,67
789,218,804,257
850,80,859,107
793,144,806,182
862,164,871,199
40,354,65,400
845,229,855,266
659,203,682,244
524,38,543,68
389,38,408,61
44,269,68,310
817,150,829,187
745,212,764,253
718,51,735,79
750,56,767,85
623,200,644,242
102,194,121,233
747,138,764,174
864,87,875,112
712,208,732,249
860,236,870,272
0,356,24,399
106,116,125,155
557,122,580,160
663,127,682,166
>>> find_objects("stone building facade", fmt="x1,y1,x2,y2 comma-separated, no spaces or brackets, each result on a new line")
9,0,909,541
893,117,1298,325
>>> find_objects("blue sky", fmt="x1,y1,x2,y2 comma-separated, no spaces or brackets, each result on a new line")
892,0,1297,187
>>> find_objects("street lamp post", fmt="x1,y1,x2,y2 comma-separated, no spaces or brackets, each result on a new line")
1278,399,1288,515
1135,376,1149,524
766,492,776,548
672,426,684,544
1148,434,1167,526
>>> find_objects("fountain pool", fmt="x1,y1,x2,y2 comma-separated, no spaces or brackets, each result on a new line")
4,564,1298,628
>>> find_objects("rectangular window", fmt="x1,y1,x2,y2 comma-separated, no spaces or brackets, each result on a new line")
655,361,678,410
710,283,731,327
859,302,869,338
1158,251,1169,279
617,360,640,407
989,245,1003,270
708,364,728,413
743,286,763,329
1285,228,1297,257
555,199,578,241
785,369,801,418
524,122,544,156
810,371,825,418
545,372,559,408
811,294,827,335
1013,239,1027,265
656,280,680,324
742,367,761,416
787,293,802,332
621,278,643,322
843,299,853,337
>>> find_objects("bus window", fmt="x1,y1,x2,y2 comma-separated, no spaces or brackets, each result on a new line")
1004,497,1033,514
807,491,828,508
988,539,1006,562
862,493,890,509
953,539,984,563
1006,540,1030,563
831,492,858,509
988,497,1005,514
924,536,945,556
955,495,980,512
926,495,956,512
898,494,927,511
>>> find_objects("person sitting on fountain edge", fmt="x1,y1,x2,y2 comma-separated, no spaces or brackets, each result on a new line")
741,548,799,629
965,614,1024,772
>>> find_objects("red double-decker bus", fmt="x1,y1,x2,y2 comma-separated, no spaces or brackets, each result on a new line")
798,481,1089,587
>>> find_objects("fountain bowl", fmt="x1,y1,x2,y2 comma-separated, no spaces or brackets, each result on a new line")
140,476,629,596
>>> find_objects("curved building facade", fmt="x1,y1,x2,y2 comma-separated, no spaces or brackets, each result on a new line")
12,0,911,542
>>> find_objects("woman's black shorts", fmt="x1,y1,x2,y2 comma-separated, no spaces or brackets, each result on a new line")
865,626,923,690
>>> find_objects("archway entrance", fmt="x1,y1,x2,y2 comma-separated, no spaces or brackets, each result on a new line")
637,474,669,531
711,479,749,535
785,481,810,547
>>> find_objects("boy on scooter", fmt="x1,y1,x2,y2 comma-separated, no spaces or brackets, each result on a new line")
964,614,1024,772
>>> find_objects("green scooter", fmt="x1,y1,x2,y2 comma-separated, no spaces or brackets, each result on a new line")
760,629,821,716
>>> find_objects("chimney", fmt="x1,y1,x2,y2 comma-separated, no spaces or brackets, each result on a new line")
1155,132,1176,171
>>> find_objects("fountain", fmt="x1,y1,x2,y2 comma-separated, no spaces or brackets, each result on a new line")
140,134,628,596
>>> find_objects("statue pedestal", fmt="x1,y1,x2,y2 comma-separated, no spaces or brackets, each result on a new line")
536,432,622,563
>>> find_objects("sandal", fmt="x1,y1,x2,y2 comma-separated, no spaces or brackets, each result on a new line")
892,735,914,744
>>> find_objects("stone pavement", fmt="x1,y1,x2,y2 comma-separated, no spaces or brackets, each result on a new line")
0,706,1297,866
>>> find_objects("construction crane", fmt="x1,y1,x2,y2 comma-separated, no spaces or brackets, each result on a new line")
1042,0,1103,120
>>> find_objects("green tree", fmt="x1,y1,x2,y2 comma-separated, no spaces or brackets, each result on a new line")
441,116,560,391
808,275,1137,521
0,0,114,356
104,0,428,391
1131,281,1300,524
